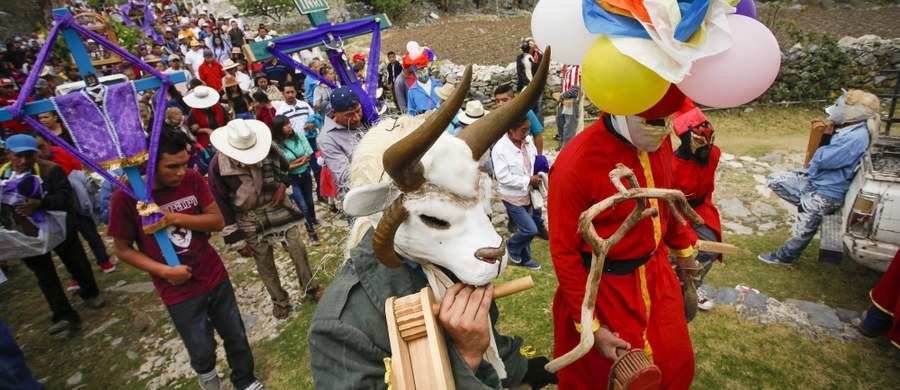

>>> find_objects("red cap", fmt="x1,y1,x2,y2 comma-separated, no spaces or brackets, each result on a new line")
352,53,367,62
0,78,14,86
637,84,685,120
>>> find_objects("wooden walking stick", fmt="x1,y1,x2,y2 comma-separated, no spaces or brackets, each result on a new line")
385,276,535,390
544,164,706,390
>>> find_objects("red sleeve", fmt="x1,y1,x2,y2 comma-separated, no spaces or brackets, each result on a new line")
107,189,138,241
548,168,598,324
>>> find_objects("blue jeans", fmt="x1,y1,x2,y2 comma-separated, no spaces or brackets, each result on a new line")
504,201,540,262
75,214,110,265
288,171,317,232
235,112,254,120
0,318,41,390
166,279,257,389
767,171,843,262
307,136,323,198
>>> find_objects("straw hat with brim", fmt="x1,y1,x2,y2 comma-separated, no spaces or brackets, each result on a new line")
223,75,239,88
145,55,161,63
184,86,220,109
435,83,456,101
190,40,201,47
210,119,272,165
232,47,242,54
222,59,238,70
457,100,489,125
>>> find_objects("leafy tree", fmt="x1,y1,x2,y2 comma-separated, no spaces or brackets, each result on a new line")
359,0,412,14
233,0,297,23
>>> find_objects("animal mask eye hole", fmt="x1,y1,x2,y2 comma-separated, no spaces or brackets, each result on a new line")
419,215,450,230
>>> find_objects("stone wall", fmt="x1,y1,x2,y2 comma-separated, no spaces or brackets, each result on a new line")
434,35,900,116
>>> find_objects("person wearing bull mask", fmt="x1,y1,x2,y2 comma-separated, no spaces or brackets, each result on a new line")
548,90,698,389
309,59,558,390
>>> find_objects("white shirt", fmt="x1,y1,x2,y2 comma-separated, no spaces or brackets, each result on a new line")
491,134,536,198
254,34,272,42
233,71,252,92
183,49,205,75
275,99,314,136
165,68,193,95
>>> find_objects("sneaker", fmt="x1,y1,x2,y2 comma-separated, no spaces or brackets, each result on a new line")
84,295,106,309
757,253,793,265
536,224,550,241
48,319,80,335
521,260,542,270
309,233,321,246
99,260,117,273
697,289,715,311
508,253,523,265
67,279,81,292
198,370,221,390
244,380,268,390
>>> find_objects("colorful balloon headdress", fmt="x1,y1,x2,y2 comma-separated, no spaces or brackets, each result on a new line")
532,0,779,115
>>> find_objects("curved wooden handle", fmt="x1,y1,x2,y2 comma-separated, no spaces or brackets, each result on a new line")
432,276,534,313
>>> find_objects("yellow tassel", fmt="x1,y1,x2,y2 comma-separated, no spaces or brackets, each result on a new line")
383,357,393,390
141,218,167,235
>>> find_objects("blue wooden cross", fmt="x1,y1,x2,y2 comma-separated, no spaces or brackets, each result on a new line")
0,8,186,266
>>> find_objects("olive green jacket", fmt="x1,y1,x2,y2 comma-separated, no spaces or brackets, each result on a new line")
308,228,527,389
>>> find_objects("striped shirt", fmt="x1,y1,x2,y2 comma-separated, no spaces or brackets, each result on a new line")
562,65,581,93
275,100,313,136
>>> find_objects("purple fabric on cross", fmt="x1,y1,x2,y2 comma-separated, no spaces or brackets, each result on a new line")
120,1,164,45
51,82,147,168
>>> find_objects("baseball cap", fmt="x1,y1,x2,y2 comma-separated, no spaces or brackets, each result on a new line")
35,79,49,88
5,134,39,154
168,54,181,62
352,53,367,62
203,49,213,57
330,86,360,112
0,78,14,87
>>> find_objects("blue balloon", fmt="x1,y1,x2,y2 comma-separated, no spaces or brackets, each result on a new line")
736,0,758,19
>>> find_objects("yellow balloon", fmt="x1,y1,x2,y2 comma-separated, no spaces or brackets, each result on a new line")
581,36,670,115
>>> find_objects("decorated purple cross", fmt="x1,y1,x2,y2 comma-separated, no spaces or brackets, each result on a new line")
0,8,186,266
119,1,164,45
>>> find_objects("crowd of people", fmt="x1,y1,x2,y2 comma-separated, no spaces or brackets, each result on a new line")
0,1,895,390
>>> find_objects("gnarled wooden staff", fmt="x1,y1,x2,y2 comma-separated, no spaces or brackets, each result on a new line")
545,163,705,383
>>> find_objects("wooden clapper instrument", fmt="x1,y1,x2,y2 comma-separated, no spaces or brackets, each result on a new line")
384,276,535,390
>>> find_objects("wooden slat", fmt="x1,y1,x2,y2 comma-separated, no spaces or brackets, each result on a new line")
696,240,739,255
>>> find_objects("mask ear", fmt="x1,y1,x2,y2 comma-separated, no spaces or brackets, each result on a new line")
343,182,401,217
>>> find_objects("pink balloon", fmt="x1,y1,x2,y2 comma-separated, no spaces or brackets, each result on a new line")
677,14,780,108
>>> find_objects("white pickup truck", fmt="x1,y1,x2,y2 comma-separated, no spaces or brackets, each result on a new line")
835,135,900,272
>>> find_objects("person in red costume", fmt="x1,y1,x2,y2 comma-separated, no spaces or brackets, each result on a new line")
857,249,900,348
672,99,722,313
548,90,697,389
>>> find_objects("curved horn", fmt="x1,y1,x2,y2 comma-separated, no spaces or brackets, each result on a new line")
457,46,551,160
373,196,410,268
382,65,473,192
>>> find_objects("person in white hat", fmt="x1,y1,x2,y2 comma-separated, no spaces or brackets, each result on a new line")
450,99,489,135
184,86,228,148
207,119,325,319
222,59,251,92
183,40,205,78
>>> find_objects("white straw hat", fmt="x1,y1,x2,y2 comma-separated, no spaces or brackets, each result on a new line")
457,100,489,125
183,86,220,109
210,119,272,165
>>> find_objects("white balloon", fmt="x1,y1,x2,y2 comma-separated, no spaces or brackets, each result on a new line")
407,41,422,59
530,0,598,65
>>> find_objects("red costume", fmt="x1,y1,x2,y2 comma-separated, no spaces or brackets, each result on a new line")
672,100,722,259
548,116,696,389
198,61,225,92
46,145,83,175
870,250,900,348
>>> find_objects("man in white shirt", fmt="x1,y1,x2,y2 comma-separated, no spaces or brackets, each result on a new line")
183,40,205,78
165,55,193,95
275,84,314,136
254,27,272,42
222,59,252,92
